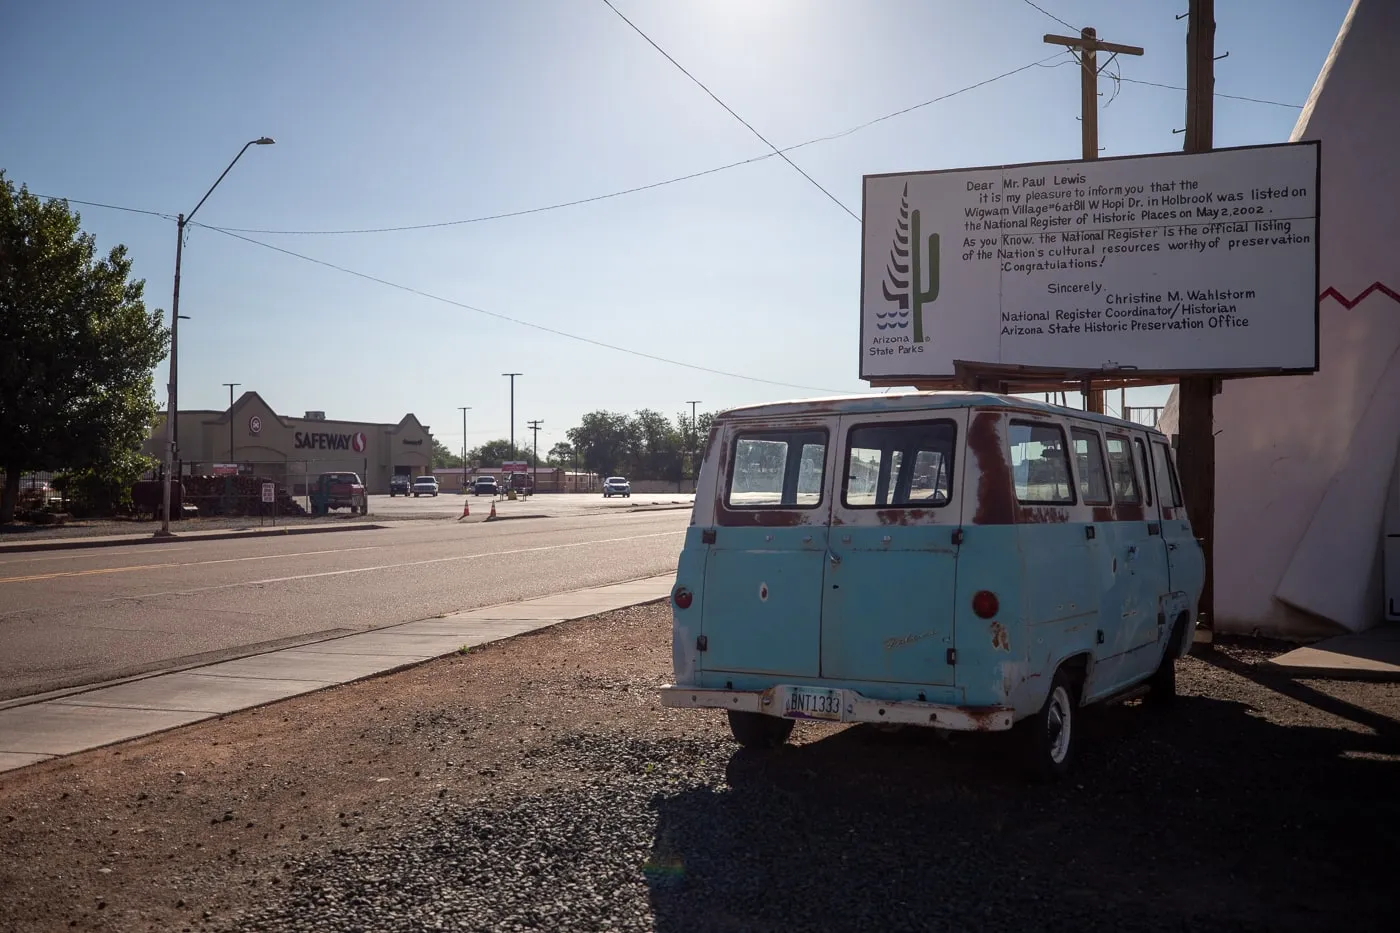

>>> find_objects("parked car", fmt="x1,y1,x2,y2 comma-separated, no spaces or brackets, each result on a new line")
473,475,498,496
310,472,367,515
412,475,440,497
508,472,533,494
388,474,411,497
659,392,1204,782
603,476,631,498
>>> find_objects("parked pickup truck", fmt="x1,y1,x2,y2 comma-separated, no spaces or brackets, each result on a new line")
388,474,411,497
310,472,368,516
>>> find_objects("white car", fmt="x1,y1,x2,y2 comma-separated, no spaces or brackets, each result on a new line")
603,476,631,498
412,476,440,497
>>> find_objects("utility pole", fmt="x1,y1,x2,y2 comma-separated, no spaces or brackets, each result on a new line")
686,400,702,491
527,420,543,491
1179,0,1217,654
502,373,521,460
458,406,471,491
223,383,240,465
1043,26,1143,414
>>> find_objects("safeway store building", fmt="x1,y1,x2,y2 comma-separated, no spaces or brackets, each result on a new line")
144,390,434,494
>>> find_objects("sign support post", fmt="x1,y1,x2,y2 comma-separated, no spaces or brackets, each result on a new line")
1043,26,1144,414
1180,0,1218,652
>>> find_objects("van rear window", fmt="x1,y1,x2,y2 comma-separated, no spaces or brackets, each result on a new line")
843,420,956,508
726,430,827,508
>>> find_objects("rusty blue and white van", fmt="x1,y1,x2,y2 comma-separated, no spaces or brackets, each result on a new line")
659,392,1205,779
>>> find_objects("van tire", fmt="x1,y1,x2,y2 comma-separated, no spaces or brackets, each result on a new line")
1145,618,1185,706
727,710,794,749
1019,668,1078,782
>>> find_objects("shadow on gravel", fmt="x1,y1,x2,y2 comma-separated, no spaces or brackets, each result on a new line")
646,696,1400,933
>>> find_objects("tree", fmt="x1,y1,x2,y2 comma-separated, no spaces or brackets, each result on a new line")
0,175,169,523
632,408,682,481
547,441,575,466
431,439,462,469
467,439,525,468
567,412,633,478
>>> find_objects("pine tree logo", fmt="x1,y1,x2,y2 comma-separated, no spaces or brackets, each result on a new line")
879,183,939,344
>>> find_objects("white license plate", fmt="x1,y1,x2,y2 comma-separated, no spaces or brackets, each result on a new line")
783,686,844,721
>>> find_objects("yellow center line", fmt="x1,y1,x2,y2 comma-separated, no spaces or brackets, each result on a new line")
0,546,382,586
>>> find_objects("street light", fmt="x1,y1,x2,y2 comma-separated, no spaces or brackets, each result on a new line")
502,373,521,461
223,382,241,465
458,406,471,492
158,137,275,537
686,400,702,492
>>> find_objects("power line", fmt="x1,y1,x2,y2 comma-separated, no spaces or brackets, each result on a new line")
599,0,858,221
197,223,852,395
1118,76,1302,108
1018,0,1078,32
207,53,1068,237
32,194,175,221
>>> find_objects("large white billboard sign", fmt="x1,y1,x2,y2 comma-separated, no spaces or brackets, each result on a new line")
859,142,1320,381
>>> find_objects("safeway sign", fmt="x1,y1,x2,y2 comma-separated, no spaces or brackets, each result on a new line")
859,141,1320,381
294,431,368,452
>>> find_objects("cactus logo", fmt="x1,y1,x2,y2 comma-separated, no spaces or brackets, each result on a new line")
879,183,939,344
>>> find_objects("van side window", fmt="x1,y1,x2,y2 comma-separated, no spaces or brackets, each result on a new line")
1104,435,1140,504
843,420,956,507
1008,422,1075,504
1151,441,1184,508
727,431,827,508
1134,437,1154,507
1069,428,1111,505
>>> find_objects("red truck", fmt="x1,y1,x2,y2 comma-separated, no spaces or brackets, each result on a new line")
310,472,368,516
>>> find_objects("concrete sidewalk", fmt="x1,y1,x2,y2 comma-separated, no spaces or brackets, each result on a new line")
0,574,674,774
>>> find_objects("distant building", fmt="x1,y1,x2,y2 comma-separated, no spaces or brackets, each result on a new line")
144,390,433,495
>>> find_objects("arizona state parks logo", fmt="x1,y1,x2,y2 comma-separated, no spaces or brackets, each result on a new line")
880,182,940,344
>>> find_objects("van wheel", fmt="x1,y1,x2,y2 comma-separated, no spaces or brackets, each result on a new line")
727,710,794,749
1145,617,1185,706
1019,668,1078,782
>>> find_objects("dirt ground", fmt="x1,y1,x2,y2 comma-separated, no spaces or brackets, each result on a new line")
1,605,1397,932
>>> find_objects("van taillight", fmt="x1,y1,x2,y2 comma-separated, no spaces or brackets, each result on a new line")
971,590,999,619
673,587,693,609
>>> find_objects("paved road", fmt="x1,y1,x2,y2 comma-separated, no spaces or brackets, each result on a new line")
370,491,695,519
0,509,688,702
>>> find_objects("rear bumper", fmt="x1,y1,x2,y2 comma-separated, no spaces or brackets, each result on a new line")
659,685,1014,732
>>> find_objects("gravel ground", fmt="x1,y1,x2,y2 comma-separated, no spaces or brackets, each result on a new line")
2,604,1397,933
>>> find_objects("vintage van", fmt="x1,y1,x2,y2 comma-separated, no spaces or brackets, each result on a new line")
659,392,1205,779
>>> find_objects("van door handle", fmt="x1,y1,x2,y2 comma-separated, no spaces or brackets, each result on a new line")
1147,523,1161,536
828,550,842,566
1168,543,1178,551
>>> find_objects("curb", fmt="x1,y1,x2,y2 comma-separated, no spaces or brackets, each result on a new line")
0,522,387,555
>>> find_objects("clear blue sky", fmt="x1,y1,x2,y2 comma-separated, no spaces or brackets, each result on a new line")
1,0,1348,455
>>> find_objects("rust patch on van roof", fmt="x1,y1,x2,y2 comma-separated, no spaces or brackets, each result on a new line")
968,411,1014,525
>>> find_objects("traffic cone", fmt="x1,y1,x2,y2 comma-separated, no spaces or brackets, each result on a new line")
488,501,497,520
458,500,470,520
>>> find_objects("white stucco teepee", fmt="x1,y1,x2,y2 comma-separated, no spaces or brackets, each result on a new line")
1158,0,1400,637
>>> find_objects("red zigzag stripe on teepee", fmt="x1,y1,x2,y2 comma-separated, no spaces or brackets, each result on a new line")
1319,282,1400,308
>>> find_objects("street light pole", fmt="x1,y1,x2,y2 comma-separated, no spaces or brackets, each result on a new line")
158,137,275,537
686,400,702,492
458,406,471,492
527,420,543,492
223,383,241,465
501,373,521,461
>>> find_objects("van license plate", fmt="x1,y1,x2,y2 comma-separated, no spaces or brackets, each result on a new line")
783,687,843,721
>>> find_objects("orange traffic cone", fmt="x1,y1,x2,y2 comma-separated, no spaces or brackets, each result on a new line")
488,501,497,520
458,500,470,520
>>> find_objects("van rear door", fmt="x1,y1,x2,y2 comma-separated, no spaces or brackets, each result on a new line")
819,411,967,686
699,421,833,678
